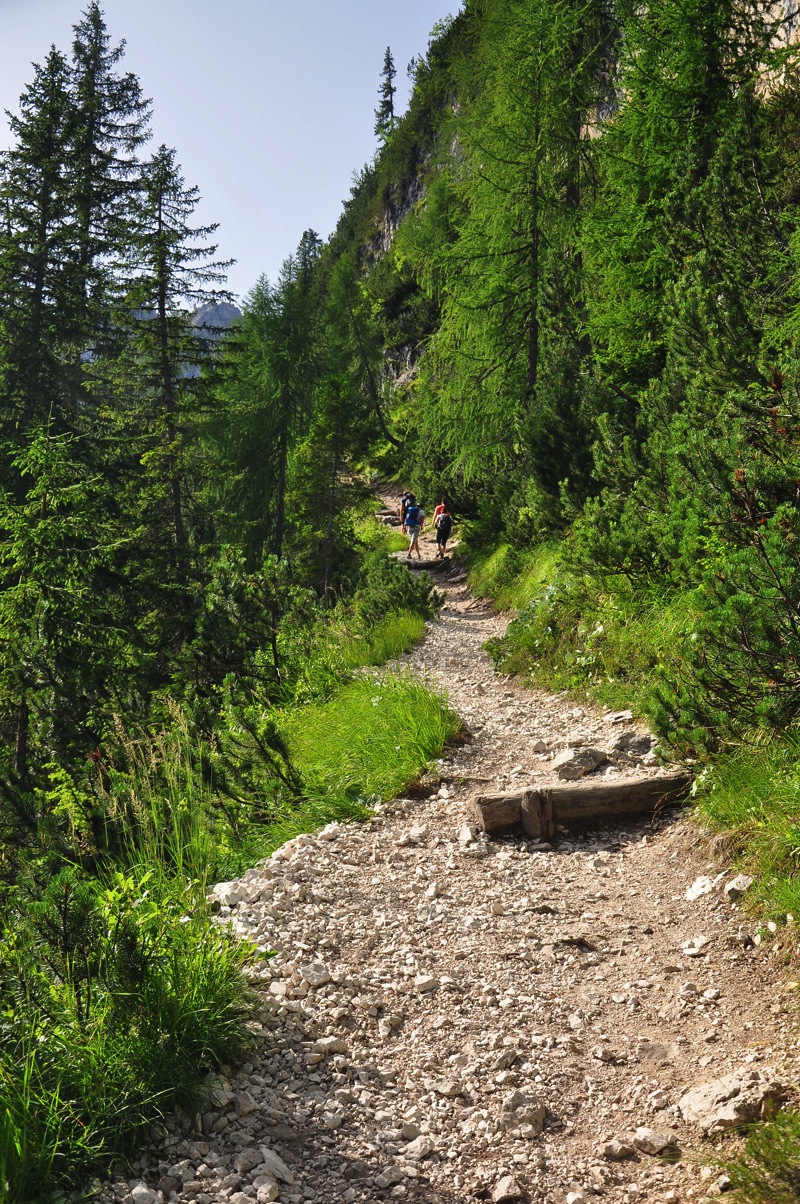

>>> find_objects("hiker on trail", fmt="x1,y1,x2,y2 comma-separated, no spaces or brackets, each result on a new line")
399,490,412,534
434,505,453,559
405,497,425,559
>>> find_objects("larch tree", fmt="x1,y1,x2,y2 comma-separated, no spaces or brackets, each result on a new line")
418,0,610,528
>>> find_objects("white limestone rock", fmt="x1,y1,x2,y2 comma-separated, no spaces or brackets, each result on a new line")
633,1126,677,1154
678,1068,785,1134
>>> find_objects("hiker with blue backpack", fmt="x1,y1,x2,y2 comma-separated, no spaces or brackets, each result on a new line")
404,495,425,559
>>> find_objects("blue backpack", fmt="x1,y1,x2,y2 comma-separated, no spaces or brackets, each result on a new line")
406,504,421,526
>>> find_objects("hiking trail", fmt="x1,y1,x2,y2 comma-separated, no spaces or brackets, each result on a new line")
109,508,798,1204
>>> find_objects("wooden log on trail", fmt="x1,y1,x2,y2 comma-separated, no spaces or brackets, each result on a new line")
468,773,692,839
468,790,526,834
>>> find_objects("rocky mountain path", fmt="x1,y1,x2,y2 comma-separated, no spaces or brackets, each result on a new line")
115,519,798,1204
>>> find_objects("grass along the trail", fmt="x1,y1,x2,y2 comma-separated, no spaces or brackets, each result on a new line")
463,538,702,716
693,738,800,925
331,609,427,671
269,669,460,852
464,541,560,612
725,1109,800,1203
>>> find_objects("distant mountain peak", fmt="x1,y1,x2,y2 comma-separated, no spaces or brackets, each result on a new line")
193,300,241,330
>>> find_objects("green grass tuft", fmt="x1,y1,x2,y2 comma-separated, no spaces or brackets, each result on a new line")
334,609,427,670
217,669,460,868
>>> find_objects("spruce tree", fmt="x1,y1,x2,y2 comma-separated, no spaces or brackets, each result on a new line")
91,144,232,647
0,49,79,438
374,47,397,140
69,1,151,350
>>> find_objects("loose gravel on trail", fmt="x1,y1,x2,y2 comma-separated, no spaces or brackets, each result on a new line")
111,524,799,1204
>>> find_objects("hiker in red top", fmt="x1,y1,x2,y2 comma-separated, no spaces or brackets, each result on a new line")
434,504,453,559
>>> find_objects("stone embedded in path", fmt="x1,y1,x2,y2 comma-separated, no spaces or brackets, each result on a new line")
234,1088,259,1116
236,1148,265,1174
129,1186,156,1204
300,962,331,987
314,1035,348,1055
605,709,634,723
601,1139,636,1161
553,747,608,780
633,1126,677,1154
375,1166,405,1188
685,876,715,902
492,1175,524,1202
414,972,439,993
678,1068,786,1134
428,1077,464,1098
258,1148,294,1184
404,1134,436,1160
610,731,657,761
682,936,709,957
500,1087,546,1134
725,874,754,901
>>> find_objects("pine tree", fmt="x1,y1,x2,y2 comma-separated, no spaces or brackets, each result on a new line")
374,47,397,140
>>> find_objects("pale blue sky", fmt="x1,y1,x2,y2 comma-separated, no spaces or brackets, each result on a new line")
0,0,457,299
